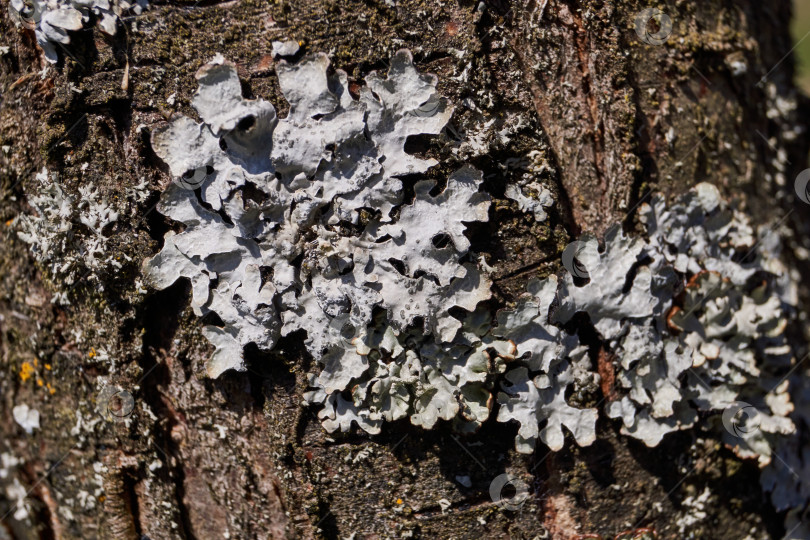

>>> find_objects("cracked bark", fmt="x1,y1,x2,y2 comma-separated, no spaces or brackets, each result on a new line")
1,0,809,539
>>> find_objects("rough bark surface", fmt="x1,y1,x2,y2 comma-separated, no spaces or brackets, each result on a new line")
1,0,808,539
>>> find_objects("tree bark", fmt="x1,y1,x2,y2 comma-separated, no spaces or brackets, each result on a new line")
1,0,808,539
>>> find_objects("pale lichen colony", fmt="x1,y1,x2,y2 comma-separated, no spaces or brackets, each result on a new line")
8,0,147,63
15,47,810,533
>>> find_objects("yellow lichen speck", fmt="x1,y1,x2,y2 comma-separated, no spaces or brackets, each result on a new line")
19,361,34,382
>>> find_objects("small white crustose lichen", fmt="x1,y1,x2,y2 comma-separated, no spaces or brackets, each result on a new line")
16,168,120,298
8,0,147,63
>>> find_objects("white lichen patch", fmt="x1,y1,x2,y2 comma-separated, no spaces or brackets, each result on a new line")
501,151,555,222
605,328,697,447
497,350,598,453
0,452,21,479
0,451,29,521
562,185,798,459
676,486,712,536
142,49,800,464
16,168,120,299
504,181,553,222
554,224,658,339
12,403,41,434
491,182,795,459
8,0,147,63
762,362,810,535
5,477,31,521
143,51,492,392
493,275,597,452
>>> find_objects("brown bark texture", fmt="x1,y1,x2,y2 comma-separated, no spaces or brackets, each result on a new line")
1,0,809,539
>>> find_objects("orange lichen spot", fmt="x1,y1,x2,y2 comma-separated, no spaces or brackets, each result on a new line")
5,219,12,226
396,498,403,505
33,358,38,367
46,383,56,395
98,495,106,503
36,378,44,387
44,363,52,370
19,362,34,382
88,348,96,358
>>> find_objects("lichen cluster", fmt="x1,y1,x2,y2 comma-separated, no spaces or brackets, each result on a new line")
139,50,800,456
17,46,806,532
16,168,122,300
595,185,795,462
763,374,810,536
8,0,147,63
142,51,495,417
489,186,796,459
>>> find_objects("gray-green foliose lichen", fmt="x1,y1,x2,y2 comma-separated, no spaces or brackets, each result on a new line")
16,47,809,534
